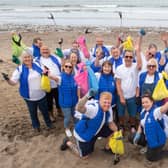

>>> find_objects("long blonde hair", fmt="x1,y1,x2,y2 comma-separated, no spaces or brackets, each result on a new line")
61,59,74,73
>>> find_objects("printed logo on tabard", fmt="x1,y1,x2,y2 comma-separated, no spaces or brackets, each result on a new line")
147,118,151,123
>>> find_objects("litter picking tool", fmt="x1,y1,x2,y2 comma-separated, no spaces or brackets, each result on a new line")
109,130,124,165
48,13,56,26
58,38,63,49
113,154,120,165
113,136,123,165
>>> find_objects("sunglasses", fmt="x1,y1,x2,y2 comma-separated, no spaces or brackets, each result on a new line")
125,55,133,59
148,53,154,57
96,51,103,55
65,65,72,69
147,65,156,68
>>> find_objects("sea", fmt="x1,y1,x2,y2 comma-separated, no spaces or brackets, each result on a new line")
0,0,168,27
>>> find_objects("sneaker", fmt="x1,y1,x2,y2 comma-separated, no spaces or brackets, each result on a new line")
101,147,114,155
60,137,70,151
144,159,153,167
50,115,56,122
140,147,147,154
33,128,41,134
49,111,56,122
97,137,102,140
65,129,72,137
47,124,55,130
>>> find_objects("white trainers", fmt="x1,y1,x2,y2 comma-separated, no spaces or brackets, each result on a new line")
65,129,72,137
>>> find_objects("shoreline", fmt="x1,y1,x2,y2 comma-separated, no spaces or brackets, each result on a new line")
0,23,168,33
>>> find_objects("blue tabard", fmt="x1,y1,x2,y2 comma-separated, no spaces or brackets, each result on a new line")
75,105,110,142
19,63,42,99
144,107,166,148
58,72,78,108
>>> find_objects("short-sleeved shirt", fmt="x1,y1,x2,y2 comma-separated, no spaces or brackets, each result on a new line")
137,73,162,87
11,66,45,101
140,107,162,128
115,63,138,99
74,99,113,142
40,56,61,88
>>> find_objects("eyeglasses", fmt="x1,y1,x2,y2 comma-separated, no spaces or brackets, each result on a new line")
65,65,72,69
147,65,156,68
125,55,133,59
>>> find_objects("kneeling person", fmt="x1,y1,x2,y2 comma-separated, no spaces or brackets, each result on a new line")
60,91,118,158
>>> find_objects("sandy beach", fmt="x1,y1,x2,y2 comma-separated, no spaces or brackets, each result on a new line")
0,25,168,168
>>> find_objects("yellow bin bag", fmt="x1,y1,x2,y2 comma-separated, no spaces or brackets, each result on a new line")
109,130,124,155
152,72,168,101
41,75,51,93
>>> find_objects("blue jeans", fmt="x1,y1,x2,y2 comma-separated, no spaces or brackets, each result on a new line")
117,96,137,117
61,107,75,128
24,96,52,129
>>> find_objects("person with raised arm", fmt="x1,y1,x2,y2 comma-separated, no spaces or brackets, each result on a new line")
2,50,52,132
59,91,118,159
130,93,168,162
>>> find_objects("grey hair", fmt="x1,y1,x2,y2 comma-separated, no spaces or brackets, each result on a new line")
20,49,33,62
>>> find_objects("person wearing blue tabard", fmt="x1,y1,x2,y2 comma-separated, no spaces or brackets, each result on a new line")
115,50,141,133
48,59,79,137
95,61,117,121
3,51,52,132
31,37,43,58
90,47,105,73
138,39,165,73
108,46,123,74
59,91,118,159
92,37,110,58
130,93,168,162
38,45,62,121
69,52,81,75
162,67,168,107
137,58,162,108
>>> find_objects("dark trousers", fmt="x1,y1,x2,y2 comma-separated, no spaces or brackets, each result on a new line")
112,105,119,123
146,145,164,161
46,87,60,111
24,96,52,128
77,124,113,157
129,132,166,161
128,132,147,147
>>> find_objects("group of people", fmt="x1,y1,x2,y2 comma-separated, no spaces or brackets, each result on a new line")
2,30,168,162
